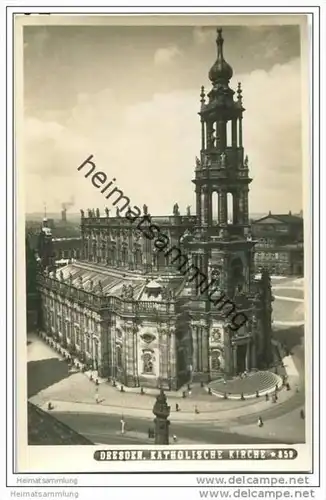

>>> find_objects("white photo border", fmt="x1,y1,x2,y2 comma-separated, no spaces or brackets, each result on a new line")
2,1,324,495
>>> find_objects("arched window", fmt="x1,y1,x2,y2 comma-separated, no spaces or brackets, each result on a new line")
226,120,232,147
212,191,219,224
227,193,233,224
121,246,128,265
211,350,221,371
142,350,154,374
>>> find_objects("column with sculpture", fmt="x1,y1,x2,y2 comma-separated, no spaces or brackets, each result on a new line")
153,389,170,445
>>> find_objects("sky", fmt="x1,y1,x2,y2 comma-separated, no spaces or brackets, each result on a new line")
23,22,303,216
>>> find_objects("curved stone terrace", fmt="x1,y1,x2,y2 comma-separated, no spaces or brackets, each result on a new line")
208,371,282,400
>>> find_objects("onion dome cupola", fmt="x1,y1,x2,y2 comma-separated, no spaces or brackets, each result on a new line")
208,28,233,86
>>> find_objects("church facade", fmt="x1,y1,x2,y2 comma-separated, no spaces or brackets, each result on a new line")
36,29,273,390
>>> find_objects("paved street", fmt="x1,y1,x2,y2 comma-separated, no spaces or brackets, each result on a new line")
51,411,289,446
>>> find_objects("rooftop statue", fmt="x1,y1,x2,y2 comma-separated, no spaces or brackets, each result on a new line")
173,203,180,216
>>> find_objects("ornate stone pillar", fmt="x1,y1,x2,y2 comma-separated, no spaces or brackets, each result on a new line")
239,117,243,147
245,342,250,371
232,346,237,375
153,389,170,445
251,340,257,370
207,188,212,226
192,326,198,372
231,119,237,148
88,234,92,261
201,321,209,373
233,190,239,224
201,119,205,150
243,188,249,225
169,327,177,389
203,188,209,225
196,186,202,223
218,120,226,150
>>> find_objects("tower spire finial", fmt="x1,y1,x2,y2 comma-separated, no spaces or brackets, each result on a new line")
237,82,243,103
200,86,206,108
208,28,233,85
216,28,224,58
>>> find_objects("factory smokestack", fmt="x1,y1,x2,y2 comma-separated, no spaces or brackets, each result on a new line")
61,197,75,222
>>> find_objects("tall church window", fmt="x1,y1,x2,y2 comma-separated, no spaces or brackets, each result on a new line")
227,193,233,224
135,248,142,266
211,350,221,371
212,191,219,224
226,120,232,147
121,246,128,265
142,350,154,374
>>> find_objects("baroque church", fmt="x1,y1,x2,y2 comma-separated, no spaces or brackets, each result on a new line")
36,29,273,390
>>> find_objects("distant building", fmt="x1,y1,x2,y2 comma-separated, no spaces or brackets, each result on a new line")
252,211,303,276
37,218,56,271
25,236,40,331
53,237,82,261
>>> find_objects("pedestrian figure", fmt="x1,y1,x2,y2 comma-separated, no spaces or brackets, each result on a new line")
175,403,180,412
182,390,186,398
188,389,192,397
223,378,227,385
47,401,53,411
173,435,177,443
195,405,199,414
120,417,125,434
208,387,212,396
95,388,99,404
286,382,291,391
265,393,269,402
241,392,245,401
300,409,305,420
257,416,264,428
256,390,259,398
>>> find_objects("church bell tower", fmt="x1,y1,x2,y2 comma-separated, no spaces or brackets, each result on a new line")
195,28,250,236
182,28,269,381
190,28,255,301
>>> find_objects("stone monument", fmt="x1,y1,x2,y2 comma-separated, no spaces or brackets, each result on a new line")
153,388,170,444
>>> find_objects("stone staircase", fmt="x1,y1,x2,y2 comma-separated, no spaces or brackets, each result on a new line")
209,371,283,400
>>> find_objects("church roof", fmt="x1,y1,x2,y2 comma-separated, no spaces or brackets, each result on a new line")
55,262,185,301
253,213,302,225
